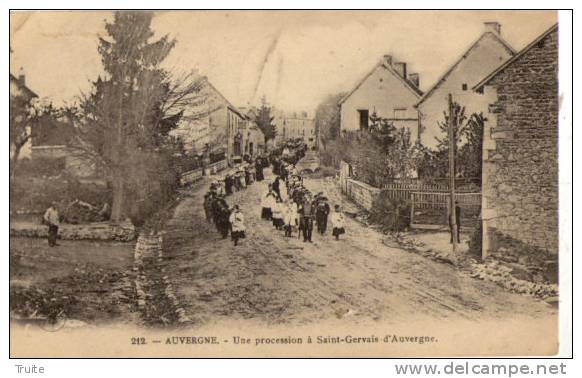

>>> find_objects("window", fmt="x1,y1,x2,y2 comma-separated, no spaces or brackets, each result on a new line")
394,108,407,119
357,109,369,130
462,83,468,91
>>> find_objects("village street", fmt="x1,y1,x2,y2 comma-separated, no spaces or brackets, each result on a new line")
160,168,556,328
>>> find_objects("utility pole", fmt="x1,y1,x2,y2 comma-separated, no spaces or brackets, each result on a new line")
448,93,458,252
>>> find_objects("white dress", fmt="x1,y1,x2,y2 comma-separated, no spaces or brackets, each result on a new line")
330,212,345,229
284,204,298,226
272,202,283,220
229,211,246,232
262,194,276,209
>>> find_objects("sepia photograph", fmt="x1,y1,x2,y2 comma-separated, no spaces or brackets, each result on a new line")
8,9,569,358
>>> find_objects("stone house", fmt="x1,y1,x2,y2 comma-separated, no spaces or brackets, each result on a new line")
30,112,98,178
415,22,515,149
339,54,423,141
473,23,559,258
238,109,265,158
171,78,246,164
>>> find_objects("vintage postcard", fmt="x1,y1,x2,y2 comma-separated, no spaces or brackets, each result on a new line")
9,10,565,357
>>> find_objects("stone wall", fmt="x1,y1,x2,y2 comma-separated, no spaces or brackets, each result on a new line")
481,26,558,256
180,159,228,186
10,221,136,241
346,179,381,211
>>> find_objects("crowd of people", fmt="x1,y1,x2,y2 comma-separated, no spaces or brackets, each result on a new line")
202,155,269,246
260,160,346,243
202,151,346,247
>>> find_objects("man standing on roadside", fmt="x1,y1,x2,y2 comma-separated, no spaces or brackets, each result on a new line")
43,202,60,247
299,194,315,243
315,196,331,235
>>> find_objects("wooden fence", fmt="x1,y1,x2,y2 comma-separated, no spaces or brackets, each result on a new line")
410,191,481,209
409,191,481,227
382,182,479,202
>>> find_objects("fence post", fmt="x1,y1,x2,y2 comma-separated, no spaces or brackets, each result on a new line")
410,192,415,226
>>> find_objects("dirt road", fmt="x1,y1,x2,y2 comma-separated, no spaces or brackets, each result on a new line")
160,168,556,328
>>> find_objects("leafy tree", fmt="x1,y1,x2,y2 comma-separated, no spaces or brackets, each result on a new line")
368,110,397,149
458,112,486,181
10,95,35,179
435,101,468,155
385,128,424,179
9,96,58,179
418,103,486,183
254,97,277,144
314,92,345,150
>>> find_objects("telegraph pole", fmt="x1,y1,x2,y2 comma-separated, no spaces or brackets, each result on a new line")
448,93,458,252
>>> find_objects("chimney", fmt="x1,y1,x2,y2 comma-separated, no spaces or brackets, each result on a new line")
18,66,25,86
393,62,407,79
408,73,420,88
382,54,393,67
484,22,501,35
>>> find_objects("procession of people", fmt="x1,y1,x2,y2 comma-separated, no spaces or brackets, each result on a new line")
259,159,345,243
202,158,267,246
202,149,346,248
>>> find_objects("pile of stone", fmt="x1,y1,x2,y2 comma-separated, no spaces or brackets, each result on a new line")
469,259,558,300
386,233,558,301
63,200,103,224
132,234,192,326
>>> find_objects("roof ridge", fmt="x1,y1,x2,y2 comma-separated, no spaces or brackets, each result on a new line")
415,31,515,107
473,23,558,90
338,58,422,105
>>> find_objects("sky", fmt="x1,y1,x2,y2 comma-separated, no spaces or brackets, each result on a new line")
10,10,557,114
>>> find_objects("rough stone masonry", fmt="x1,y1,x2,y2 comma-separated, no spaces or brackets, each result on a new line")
479,24,559,257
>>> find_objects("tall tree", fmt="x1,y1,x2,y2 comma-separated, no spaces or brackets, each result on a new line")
458,112,486,181
314,92,345,150
254,97,277,144
435,101,468,157
74,11,195,222
418,104,486,182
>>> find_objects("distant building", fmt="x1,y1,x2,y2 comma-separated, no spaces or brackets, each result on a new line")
30,110,98,178
10,69,37,160
239,108,265,158
271,107,287,145
281,112,317,149
415,22,515,149
339,54,423,141
474,24,558,258
171,78,246,164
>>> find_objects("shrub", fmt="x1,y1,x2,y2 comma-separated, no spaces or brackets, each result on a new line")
304,165,337,179
10,175,111,218
369,191,411,233
14,158,66,178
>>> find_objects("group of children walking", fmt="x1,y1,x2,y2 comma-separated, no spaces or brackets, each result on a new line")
260,163,346,242
203,157,346,248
